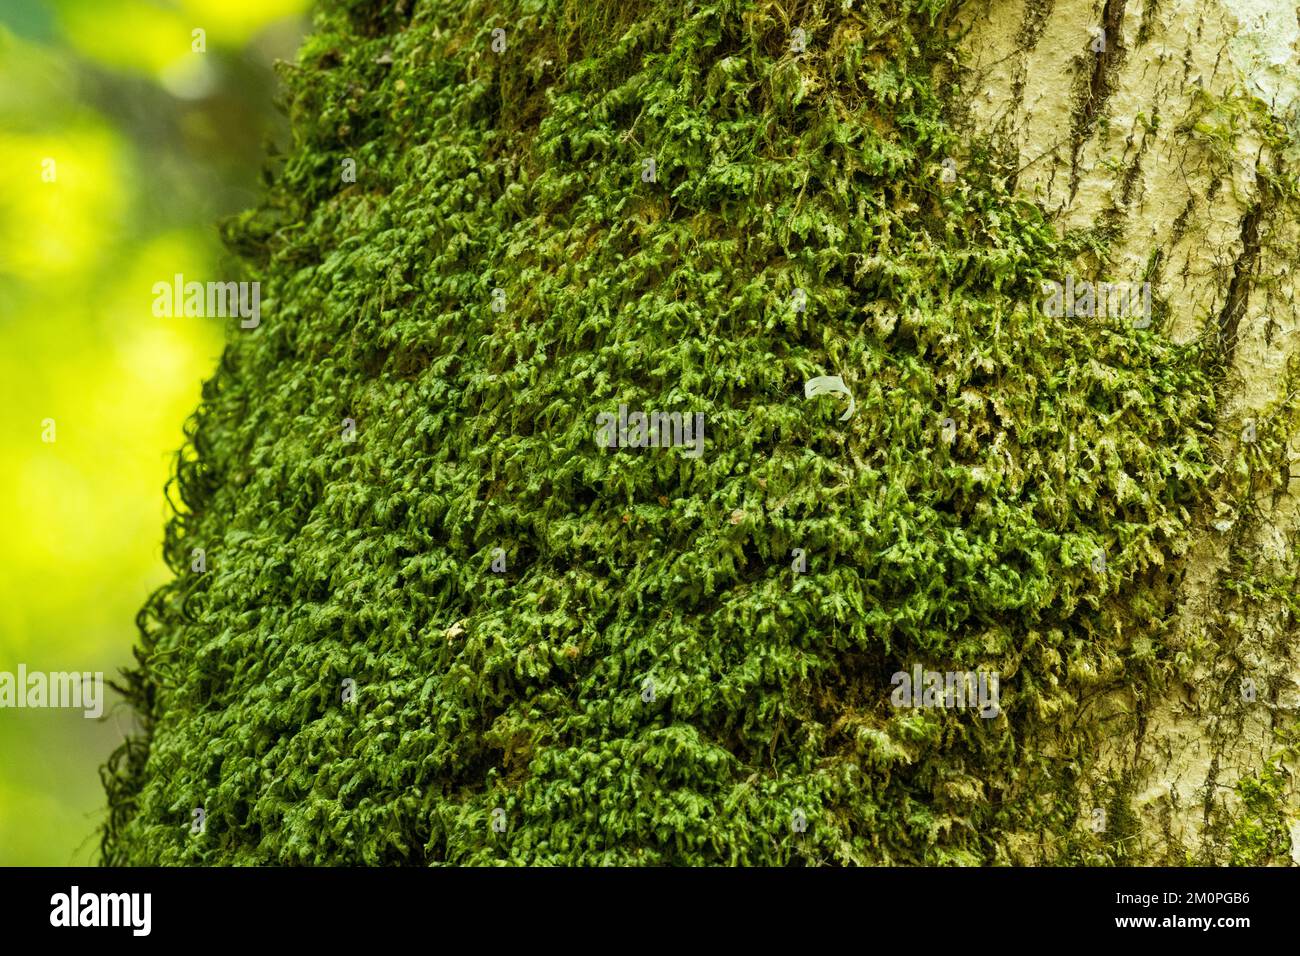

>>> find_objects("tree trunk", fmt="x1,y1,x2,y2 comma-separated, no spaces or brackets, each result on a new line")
957,0,1300,863
102,0,1300,865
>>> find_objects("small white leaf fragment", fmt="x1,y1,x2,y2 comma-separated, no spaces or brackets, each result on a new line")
804,375,856,421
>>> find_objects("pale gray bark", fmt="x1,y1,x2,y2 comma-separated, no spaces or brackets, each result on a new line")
958,0,1300,863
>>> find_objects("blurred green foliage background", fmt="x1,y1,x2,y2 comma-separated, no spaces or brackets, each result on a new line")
0,0,307,865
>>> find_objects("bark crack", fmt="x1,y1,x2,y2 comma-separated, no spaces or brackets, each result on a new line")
1215,203,1263,356
1069,0,1128,198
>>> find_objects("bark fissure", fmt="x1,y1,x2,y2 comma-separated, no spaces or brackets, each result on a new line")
1215,202,1263,355
1068,0,1128,197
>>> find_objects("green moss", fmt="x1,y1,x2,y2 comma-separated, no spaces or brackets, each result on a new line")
103,0,1225,865
1102,772,1144,864
1228,735,1296,866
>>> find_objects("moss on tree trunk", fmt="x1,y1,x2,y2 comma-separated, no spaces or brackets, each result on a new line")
102,0,1300,865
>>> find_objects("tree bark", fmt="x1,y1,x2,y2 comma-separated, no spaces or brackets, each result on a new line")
958,0,1300,862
